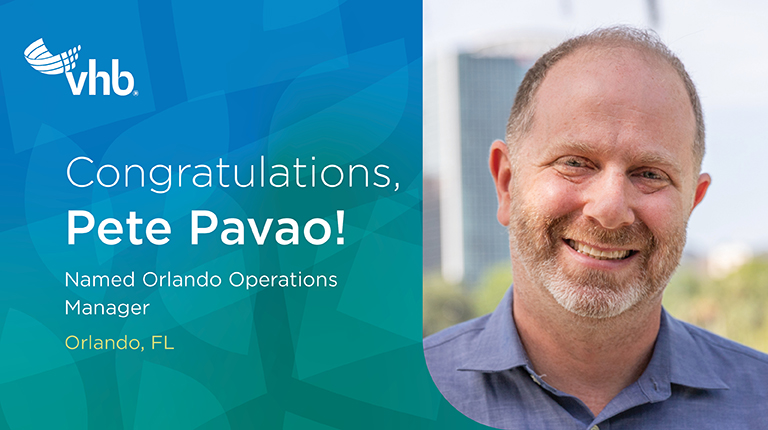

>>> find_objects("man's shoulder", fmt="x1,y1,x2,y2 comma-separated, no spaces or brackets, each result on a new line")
679,318,768,361
423,314,491,352
422,314,495,387
422,314,503,426
671,315,768,378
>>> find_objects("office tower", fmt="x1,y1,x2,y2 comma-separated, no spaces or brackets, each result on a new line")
426,37,556,284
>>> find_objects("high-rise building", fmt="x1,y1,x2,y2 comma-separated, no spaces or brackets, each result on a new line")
425,37,557,285
423,176,442,272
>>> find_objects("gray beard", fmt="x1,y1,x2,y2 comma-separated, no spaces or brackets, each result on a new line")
507,201,686,319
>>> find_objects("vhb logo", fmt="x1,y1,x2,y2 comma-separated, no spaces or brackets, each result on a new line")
24,38,135,96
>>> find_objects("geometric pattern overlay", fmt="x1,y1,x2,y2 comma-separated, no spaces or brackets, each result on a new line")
0,0,484,428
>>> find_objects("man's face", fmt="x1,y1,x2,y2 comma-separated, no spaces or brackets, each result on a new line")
493,46,710,319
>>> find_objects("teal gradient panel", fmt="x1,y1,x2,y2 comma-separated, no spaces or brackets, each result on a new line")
0,0,488,428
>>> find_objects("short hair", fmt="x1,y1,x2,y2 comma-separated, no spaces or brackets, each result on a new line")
506,26,705,172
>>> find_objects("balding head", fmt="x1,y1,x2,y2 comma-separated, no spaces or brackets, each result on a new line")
506,26,704,174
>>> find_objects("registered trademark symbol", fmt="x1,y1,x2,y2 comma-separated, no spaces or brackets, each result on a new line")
133,90,139,96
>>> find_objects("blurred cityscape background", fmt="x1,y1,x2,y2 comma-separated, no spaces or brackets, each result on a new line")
422,0,768,352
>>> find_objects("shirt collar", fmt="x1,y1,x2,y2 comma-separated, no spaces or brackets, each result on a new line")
658,308,729,391
456,284,729,392
457,286,529,372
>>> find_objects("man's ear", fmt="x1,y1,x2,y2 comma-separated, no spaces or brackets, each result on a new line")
489,140,513,226
691,172,711,213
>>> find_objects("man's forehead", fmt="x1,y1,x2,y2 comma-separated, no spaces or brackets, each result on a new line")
521,44,697,171
538,45,690,111
550,43,671,74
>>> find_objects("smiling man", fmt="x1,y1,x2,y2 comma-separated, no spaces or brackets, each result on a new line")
424,27,768,429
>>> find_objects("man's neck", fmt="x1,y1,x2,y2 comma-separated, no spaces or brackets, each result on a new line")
512,283,662,417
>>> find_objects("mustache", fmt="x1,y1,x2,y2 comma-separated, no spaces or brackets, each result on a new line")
546,214,656,251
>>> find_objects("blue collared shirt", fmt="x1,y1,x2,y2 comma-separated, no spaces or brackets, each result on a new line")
424,286,768,429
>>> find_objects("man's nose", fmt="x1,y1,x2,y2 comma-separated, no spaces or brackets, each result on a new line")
582,171,635,230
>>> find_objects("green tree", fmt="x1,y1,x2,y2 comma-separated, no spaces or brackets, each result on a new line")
664,257,768,353
423,272,474,337
472,263,514,316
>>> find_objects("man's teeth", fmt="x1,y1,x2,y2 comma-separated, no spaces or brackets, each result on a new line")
568,239,631,260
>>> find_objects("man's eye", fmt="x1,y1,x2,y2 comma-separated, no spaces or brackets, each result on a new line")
638,170,664,180
557,157,590,169
553,157,592,179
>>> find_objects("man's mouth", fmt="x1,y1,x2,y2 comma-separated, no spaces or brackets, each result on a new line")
566,239,636,261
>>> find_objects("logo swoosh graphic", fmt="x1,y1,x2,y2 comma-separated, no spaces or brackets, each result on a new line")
24,38,81,75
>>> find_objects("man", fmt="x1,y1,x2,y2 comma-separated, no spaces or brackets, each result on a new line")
424,26,768,429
